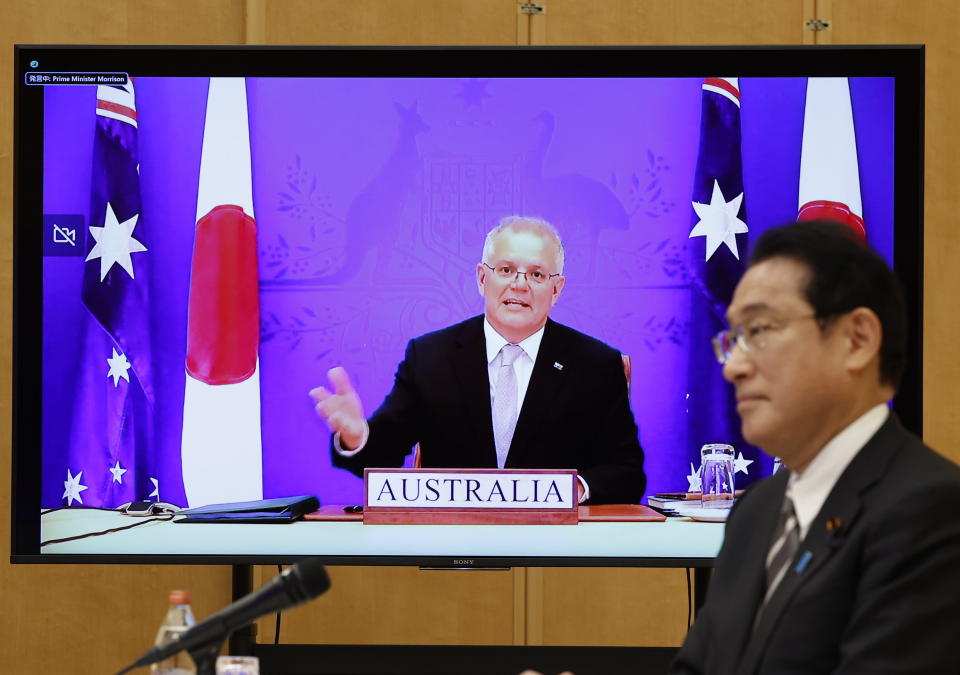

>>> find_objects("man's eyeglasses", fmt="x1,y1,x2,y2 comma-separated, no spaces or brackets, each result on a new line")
482,262,560,285
712,314,823,364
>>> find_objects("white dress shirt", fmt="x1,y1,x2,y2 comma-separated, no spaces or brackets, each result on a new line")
786,403,889,539
483,318,542,413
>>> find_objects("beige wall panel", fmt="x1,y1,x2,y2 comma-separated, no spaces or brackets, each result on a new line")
536,0,806,45
817,0,960,464
537,568,689,646
256,566,518,645
124,0,247,44
0,2,246,675
1,564,235,675
5,0,245,46
263,0,520,45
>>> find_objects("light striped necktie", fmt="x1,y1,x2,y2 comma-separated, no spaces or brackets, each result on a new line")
764,492,800,604
492,344,524,469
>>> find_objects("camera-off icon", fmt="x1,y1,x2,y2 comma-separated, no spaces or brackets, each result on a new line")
43,214,84,257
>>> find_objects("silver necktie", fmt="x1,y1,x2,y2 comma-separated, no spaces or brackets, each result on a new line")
492,344,524,469
764,492,800,604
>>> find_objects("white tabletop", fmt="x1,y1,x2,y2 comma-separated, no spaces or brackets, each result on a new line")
39,508,724,560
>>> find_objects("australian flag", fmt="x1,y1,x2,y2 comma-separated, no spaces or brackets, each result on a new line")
685,77,769,491
56,79,185,508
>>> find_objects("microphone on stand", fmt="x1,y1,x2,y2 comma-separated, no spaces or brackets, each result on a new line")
118,557,330,675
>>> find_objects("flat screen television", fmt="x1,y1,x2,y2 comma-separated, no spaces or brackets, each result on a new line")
12,45,923,565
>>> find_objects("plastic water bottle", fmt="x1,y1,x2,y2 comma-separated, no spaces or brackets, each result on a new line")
150,589,197,675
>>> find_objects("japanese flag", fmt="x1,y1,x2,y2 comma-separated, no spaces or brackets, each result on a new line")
798,77,865,238
180,78,263,507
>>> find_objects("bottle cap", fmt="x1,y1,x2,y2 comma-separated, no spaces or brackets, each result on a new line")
168,589,191,605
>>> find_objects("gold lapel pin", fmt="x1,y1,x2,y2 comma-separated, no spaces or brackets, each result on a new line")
826,517,842,532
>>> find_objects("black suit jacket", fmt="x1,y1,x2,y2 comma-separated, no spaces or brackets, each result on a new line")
332,316,646,504
671,413,960,675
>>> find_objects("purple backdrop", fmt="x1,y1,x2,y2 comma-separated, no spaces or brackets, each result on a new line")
41,76,894,507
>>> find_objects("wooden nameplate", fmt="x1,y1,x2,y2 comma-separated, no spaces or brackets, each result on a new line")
362,468,579,525
304,503,667,523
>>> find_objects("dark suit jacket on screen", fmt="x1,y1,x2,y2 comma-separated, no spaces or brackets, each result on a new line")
671,413,960,675
332,315,646,504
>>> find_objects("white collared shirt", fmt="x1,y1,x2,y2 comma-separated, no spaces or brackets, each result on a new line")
483,317,543,413
787,403,889,539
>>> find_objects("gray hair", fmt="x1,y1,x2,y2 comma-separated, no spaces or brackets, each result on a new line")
481,216,565,274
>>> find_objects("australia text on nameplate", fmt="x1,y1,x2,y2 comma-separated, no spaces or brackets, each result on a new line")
364,470,577,510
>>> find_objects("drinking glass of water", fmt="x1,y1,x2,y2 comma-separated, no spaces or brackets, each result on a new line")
699,444,735,509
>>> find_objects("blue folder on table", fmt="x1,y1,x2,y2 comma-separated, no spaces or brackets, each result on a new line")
175,495,320,524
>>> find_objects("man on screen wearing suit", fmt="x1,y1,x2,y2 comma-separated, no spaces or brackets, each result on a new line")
310,216,645,505
671,221,960,675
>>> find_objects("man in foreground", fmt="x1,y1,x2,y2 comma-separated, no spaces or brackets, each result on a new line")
671,221,960,674
311,216,645,505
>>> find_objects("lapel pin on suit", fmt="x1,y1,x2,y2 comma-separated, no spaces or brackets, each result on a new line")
553,362,564,371
794,550,813,574
826,516,848,549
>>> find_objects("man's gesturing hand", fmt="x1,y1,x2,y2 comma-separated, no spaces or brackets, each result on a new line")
310,367,367,450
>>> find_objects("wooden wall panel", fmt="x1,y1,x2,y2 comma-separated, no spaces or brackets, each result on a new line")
124,0,247,44
5,0,245,46
535,568,689,647
261,0,521,45
814,0,960,465
530,0,807,45
256,566,519,645
0,3,245,674
1,564,235,674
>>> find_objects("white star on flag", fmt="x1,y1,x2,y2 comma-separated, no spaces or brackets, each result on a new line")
733,451,754,475
85,201,147,281
62,469,88,506
108,460,127,484
149,477,160,500
689,179,748,261
686,462,702,492
106,348,132,387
